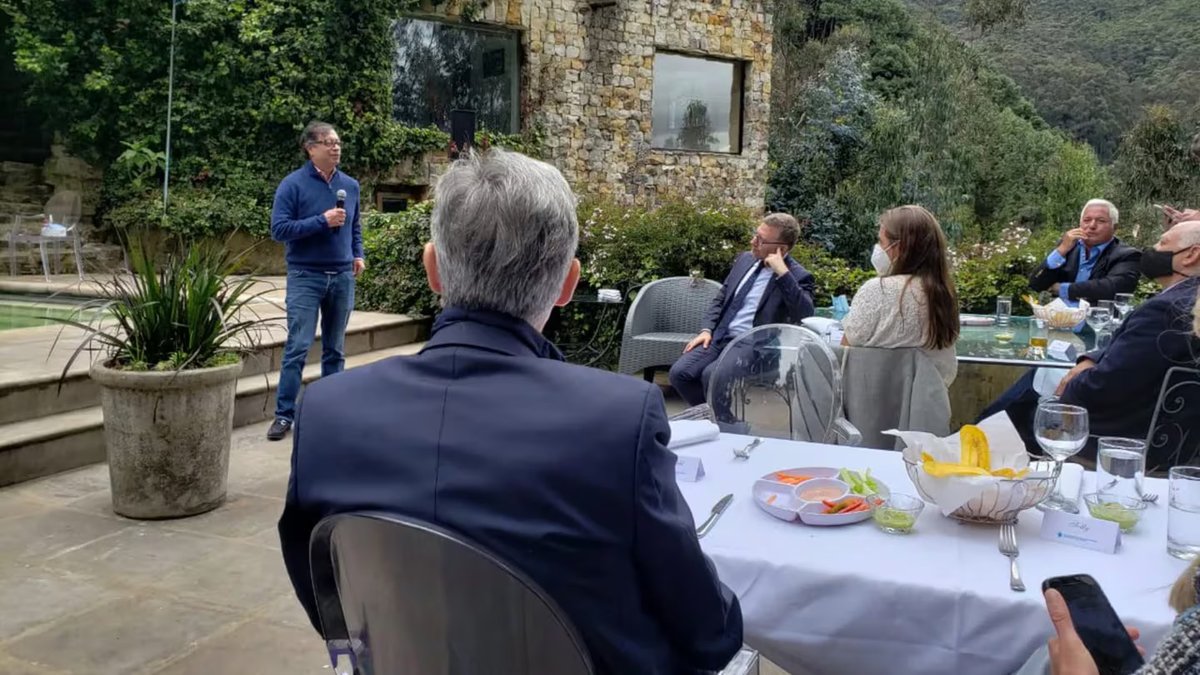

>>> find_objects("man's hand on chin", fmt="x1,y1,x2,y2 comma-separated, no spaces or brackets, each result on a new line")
764,251,789,277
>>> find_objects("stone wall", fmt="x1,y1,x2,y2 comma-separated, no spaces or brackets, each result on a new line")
419,0,773,210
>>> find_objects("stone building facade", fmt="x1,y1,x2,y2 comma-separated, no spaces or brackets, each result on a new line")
399,0,774,209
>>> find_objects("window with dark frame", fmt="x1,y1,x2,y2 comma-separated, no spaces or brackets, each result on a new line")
651,52,745,154
391,18,520,134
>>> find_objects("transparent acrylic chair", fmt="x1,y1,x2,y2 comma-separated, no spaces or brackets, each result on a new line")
706,324,862,445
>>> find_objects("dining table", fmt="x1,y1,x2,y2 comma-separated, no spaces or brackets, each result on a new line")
675,433,1185,675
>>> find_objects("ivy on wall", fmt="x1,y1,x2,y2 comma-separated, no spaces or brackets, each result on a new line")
0,0,537,239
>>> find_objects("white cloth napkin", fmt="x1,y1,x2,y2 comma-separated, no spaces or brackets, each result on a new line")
667,420,720,450
801,317,839,335
887,413,1033,515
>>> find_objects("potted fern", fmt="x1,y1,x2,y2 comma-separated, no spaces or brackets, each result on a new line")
56,242,270,519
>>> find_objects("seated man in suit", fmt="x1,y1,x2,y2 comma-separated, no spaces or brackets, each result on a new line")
1029,198,1141,305
982,220,1200,457
278,149,743,674
669,213,816,407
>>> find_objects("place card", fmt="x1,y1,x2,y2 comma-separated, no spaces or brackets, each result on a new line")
1048,340,1078,362
1039,510,1121,554
675,455,705,482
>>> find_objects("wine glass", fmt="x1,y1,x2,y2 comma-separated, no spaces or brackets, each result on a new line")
1113,293,1134,325
1086,306,1112,348
1034,402,1089,512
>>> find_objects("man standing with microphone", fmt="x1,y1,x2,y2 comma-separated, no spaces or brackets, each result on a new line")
267,121,365,441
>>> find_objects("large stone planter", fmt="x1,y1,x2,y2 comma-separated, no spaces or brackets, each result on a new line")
90,360,243,519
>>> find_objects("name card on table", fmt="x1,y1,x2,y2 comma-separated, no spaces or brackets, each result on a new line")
675,455,705,482
1048,340,1078,362
1039,511,1121,554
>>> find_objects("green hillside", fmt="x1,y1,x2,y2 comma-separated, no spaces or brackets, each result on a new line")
905,0,1200,160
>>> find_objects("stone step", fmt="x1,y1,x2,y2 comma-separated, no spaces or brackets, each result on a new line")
0,313,426,426
0,341,428,487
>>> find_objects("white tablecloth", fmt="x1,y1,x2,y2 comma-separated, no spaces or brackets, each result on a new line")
676,435,1186,675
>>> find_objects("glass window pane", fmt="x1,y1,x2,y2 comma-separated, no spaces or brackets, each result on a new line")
392,19,520,134
652,53,743,153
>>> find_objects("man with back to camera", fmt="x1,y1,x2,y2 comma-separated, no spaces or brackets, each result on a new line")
277,149,744,674
266,121,365,442
1028,198,1141,305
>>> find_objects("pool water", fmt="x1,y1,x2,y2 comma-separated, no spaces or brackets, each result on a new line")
0,298,89,331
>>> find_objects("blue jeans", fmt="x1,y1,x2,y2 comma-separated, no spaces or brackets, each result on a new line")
274,269,355,422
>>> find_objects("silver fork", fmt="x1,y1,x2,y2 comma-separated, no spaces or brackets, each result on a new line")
1138,488,1160,504
731,437,762,460
1000,522,1025,592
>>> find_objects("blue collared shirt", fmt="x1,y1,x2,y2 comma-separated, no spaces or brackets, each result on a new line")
727,264,773,337
1046,239,1113,302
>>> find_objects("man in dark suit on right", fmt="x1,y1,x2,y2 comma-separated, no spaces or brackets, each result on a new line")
1029,198,1141,305
278,149,743,674
983,220,1200,456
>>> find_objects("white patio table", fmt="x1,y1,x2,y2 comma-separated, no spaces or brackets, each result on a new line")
676,434,1185,675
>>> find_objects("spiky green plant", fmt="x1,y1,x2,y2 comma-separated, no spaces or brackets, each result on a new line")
53,241,274,380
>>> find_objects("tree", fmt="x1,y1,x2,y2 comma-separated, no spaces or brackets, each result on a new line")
675,100,716,151
1112,105,1200,208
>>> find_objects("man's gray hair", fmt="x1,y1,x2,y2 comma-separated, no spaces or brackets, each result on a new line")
431,149,578,326
300,121,335,156
1080,199,1119,225
762,212,802,247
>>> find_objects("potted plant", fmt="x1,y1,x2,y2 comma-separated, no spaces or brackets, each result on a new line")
55,242,269,519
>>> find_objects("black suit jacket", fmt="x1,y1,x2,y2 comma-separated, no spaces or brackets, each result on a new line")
278,308,743,675
1063,277,1200,440
703,252,816,342
1028,237,1141,303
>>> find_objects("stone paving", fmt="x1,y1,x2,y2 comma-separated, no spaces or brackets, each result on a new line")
0,394,789,674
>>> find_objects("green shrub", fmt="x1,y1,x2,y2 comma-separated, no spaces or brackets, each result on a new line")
105,184,273,240
356,203,438,318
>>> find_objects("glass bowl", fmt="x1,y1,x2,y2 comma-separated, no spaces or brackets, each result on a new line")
1083,493,1147,533
903,459,1061,524
873,493,925,534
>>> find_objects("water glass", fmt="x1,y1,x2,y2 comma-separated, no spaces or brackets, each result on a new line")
1095,437,1146,501
1169,467,1200,559
995,295,1012,327
1113,293,1134,324
1034,401,1089,512
1028,318,1048,359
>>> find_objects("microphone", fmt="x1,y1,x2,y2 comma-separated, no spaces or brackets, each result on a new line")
336,189,346,210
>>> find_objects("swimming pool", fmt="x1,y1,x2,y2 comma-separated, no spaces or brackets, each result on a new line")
0,296,92,331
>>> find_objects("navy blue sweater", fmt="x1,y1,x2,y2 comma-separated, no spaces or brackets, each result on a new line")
270,161,364,272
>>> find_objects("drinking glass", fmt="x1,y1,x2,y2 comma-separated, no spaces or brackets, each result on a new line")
1169,467,1200,559
1086,306,1112,348
995,295,1014,343
1095,437,1146,501
1034,401,1089,512
1113,293,1134,324
1028,318,1048,359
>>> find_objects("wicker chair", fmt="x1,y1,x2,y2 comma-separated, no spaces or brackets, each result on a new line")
618,276,722,380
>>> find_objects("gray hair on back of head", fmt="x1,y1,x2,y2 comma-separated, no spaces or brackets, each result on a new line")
1080,198,1119,225
431,148,578,326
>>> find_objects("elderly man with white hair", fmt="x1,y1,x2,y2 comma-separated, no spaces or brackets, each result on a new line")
983,220,1200,462
278,149,743,674
1029,198,1142,305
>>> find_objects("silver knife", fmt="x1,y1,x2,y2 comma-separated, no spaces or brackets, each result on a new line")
696,494,734,539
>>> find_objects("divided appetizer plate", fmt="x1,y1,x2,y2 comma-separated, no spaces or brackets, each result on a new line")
752,466,890,526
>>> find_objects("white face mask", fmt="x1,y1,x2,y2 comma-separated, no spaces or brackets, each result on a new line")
871,243,894,276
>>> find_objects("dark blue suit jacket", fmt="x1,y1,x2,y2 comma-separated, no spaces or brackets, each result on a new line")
1063,276,1200,439
278,308,743,674
704,252,816,342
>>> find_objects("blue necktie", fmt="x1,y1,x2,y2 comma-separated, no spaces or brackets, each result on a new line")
713,261,764,342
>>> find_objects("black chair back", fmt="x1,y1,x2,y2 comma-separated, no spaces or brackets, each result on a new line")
309,512,596,675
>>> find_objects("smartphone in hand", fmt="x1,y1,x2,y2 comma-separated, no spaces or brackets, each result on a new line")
1043,574,1144,675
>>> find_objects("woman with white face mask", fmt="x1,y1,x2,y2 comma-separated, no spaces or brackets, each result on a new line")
841,205,961,386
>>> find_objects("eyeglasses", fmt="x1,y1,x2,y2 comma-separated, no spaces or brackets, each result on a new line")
752,233,787,246
311,139,342,148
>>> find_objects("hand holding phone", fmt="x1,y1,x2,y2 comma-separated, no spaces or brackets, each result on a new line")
1043,575,1144,675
